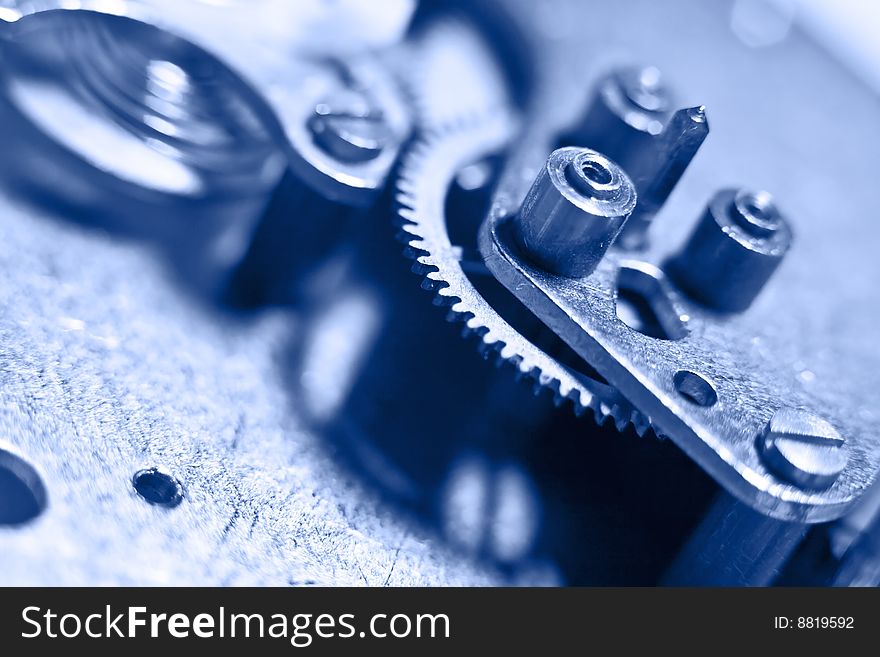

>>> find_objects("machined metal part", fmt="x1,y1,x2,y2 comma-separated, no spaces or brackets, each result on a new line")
515,147,636,278
0,10,287,299
831,511,880,586
667,189,793,312
663,493,807,586
1,1,416,90
1,6,412,305
310,98,393,164
397,118,652,433
229,60,412,306
0,10,411,303
569,66,674,158
5,4,415,181
568,66,709,249
758,408,847,491
481,185,876,521
619,105,708,248
279,59,411,207
1,0,878,587
0,1,544,587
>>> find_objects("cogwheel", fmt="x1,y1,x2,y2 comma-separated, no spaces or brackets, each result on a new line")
395,115,655,436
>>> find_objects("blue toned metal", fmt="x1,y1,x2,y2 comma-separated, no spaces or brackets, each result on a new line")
564,66,709,249
0,0,877,588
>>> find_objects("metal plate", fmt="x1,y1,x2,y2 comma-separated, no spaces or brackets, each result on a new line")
479,0,880,523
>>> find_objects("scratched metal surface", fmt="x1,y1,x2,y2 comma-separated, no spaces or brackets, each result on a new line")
0,0,540,587
1,0,878,585
0,197,512,585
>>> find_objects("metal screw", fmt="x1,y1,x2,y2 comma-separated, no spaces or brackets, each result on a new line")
309,89,391,163
618,65,671,116
758,408,847,490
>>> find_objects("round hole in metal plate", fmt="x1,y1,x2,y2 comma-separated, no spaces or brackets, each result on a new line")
615,263,688,341
0,447,47,526
673,370,718,407
132,468,184,508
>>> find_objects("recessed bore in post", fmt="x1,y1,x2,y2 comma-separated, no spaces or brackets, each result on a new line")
731,190,782,238
514,147,636,278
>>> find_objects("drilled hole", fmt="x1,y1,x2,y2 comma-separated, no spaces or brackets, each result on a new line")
743,198,771,223
732,190,780,237
0,448,47,526
615,264,687,340
673,370,718,407
581,160,612,185
133,468,184,507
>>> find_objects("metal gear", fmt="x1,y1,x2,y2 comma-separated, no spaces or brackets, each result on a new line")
395,116,653,435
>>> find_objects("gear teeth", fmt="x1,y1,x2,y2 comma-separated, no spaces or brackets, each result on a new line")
568,391,589,418
611,404,631,433
461,317,489,338
445,307,470,324
433,290,461,308
409,259,435,276
631,412,654,439
504,353,524,371
395,117,657,437
396,195,417,215
398,234,426,253
593,402,613,427
476,339,499,361
420,276,446,293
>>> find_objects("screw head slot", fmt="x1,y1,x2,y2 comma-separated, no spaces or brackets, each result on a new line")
758,408,847,490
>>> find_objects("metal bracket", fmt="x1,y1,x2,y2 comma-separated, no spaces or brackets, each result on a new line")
481,199,879,523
